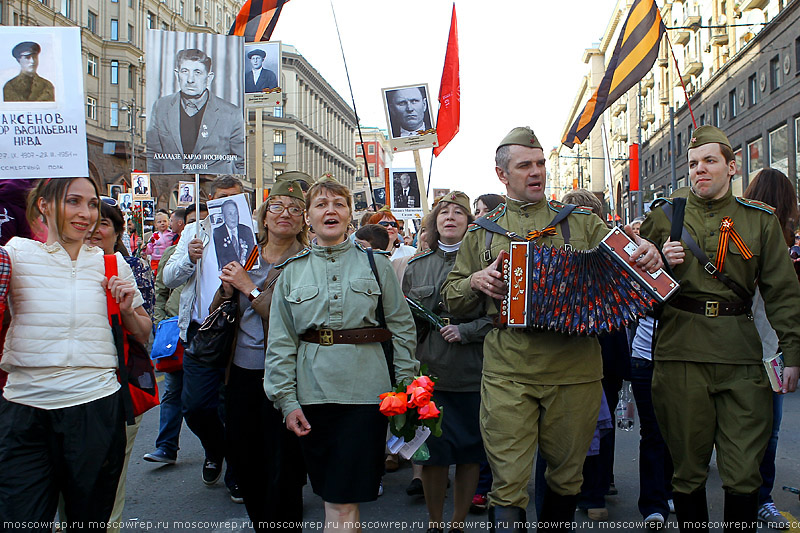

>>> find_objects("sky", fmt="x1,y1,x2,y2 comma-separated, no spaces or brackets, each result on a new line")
269,0,621,203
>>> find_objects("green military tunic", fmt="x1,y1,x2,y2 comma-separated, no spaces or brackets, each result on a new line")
403,247,492,391
641,187,800,494
3,73,55,102
441,195,610,506
265,239,418,419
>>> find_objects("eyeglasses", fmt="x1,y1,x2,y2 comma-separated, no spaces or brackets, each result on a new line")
267,203,304,217
100,196,118,207
378,221,398,228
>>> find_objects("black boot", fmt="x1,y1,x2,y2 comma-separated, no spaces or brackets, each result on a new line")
538,486,578,532
723,491,758,533
488,505,527,533
673,489,709,533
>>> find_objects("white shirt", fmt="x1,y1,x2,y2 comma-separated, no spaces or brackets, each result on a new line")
252,68,262,84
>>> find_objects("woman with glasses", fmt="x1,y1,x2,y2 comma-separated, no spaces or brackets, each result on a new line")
0,177,151,528
368,209,416,260
266,176,417,532
209,177,309,531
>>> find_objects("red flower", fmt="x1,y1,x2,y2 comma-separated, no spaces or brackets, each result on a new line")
379,392,408,416
418,401,441,420
411,375,435,393
406,384,433,408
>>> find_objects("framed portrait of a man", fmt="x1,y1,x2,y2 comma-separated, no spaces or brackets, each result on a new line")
206,193,258,272
131,173,151,201
145,30,245,175
0,27,88,179
118,192,133,213
244,41,281,107
141,199,155,222
390,168,424,220
382,83,439,153
108,184,123,200
177,181,195,206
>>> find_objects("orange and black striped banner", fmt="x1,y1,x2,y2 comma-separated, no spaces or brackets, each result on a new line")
562,0,665,148
229,0,289,43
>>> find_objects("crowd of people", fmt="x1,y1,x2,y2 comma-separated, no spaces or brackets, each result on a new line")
0,123,799,533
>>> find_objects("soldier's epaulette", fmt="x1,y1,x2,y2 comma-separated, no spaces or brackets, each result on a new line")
275,247,310,268
354,241,391,255
408,249,434,264
736,197,775,214
549,200,593,215
468,203,506,232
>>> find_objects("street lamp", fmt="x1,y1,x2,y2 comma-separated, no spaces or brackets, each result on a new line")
120,99,145,174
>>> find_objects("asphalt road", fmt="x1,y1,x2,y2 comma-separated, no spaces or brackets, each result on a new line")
119,380,800,532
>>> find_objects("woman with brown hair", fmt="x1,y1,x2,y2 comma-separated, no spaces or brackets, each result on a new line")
209,176,309,531
266,176,417,532
403,192,491,533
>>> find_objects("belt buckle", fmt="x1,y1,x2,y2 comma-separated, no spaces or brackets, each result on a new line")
705,301,719,318
442,318,451,326
319,328,334,346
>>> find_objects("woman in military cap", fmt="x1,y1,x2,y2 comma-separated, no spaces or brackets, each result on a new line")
265,176,418,532
403,191,491,533
210,175,309,530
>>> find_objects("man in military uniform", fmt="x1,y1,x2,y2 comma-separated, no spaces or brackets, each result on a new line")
641,125,800,533
3,41,55,102
442,127,662,532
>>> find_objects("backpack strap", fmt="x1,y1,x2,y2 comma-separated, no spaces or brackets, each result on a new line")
104,254,136,425
365,248,396,387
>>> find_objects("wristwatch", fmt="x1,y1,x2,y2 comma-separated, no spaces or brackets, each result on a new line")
248,288,261,302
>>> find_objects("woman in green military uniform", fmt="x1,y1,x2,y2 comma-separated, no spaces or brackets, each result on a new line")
265,176,418,532
403,191,492,533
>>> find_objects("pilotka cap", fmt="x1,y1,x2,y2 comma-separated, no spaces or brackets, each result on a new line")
497,126,543,151
689,125,732,150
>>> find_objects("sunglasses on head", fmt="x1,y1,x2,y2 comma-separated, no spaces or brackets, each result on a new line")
100,196,118,207
378,221,398,228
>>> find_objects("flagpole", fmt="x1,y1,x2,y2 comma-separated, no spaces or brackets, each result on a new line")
637,81,643,219
427,147,434,197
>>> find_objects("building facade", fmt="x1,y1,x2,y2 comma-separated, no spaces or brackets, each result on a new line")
353,126,391,210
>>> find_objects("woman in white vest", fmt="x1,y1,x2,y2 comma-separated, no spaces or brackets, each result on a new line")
0,177,152,530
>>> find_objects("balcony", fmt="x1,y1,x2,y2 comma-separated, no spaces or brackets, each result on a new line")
673,29,691,45
684,15,702,30
657,55,669,67
684,57,703,77
643,111,656,125
659,89,670,105
611,129,628,142
643,73,654,90
611,99,627,116
710,29,729,46
739,0,768,10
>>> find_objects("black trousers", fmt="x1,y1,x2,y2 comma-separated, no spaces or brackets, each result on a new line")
225,365,306,532
0,391,126,532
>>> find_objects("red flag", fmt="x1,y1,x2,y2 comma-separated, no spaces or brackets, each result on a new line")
433,4,459,157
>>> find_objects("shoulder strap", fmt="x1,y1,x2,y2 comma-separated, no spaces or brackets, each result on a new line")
547,204,575,246
660,203,752,305
366,248,396,387
104,254,136,425
475,216,525,264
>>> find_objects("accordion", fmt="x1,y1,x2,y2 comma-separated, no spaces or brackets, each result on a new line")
499,227,679,335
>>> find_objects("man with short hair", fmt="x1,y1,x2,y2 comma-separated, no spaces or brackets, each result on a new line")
179,186,193,203
3,41,54,102
213,199,256,270
162,176,244,502
244,48,277,93
387,86,432,137
641,125,800,533
395,173,420,209
442,127,662,532
146,48,244,174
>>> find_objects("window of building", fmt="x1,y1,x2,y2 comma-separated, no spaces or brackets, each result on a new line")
62,0,72,19
356,145,363,155
769,125,788,176
728,90,737,119
795,117,800,194
699,114,705,126
677,132,682,155
127,24,134,42
273,130,284,144
87,53,97,76
110,102,119,127
128,0,133,7
87,10,97,33
110,60,119,84
796,38,800,74
40,0,48,7
87,96,97,120
659,147,663,165
368,144,375,155
110,19,118,40
161,21,168,30
179,1,184,15
274,106,283,118
273,154,285,163
369,164,375,176
128,66,134,88
748,74,757,106
713,103,720,127
733,148,743,195
112,0,118,4
769,56,781,91
147,11,155,29
748,137,763,176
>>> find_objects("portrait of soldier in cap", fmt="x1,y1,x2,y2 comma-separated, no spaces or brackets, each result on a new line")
3,41,55,102
244,48,277,93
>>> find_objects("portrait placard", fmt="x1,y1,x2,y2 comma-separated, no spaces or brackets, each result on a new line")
118,192,133,213
141,199,155,221
131,172,151,201
177,180,195,206
206,193,259,272
382,83,438,153
432,188,451,200
244,41,282,108
390,168,424,220
0,27,88,179
145,30,245,175
108,184,123,200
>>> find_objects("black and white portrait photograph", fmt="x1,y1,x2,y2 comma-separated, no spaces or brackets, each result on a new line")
141,199,155,222
0,27,88,179
118,192,133,213
207,193,258,271
390,169,424,219
131,173,151,201
382,83,439,152
243,41,281,107
108,184,123,201
145,30,245,175
177,181,195,206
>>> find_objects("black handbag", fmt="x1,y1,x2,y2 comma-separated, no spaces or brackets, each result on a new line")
186,294,239,368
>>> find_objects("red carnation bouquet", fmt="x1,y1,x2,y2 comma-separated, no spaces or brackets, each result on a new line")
379,370,443,459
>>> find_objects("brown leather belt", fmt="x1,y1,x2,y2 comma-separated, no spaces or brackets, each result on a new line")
300,327,391,346
669,294,749,318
